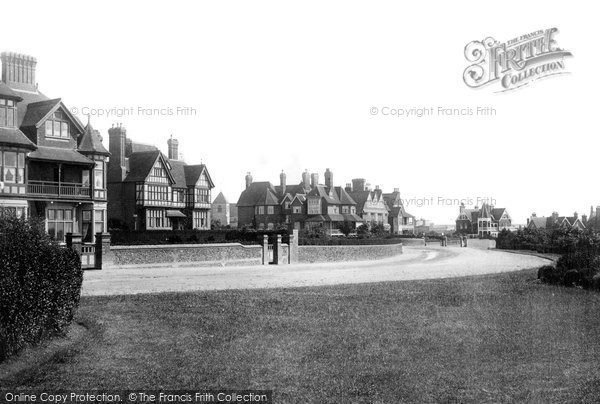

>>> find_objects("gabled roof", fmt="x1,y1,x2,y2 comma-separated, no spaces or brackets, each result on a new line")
20,99,61,128
307,185,341,204
168,159,188,188
479,203,492,219
0,127,36,150
123,150,175,183
347,190,372,212
184,164,214,188
291,194,306,206
491,208,508,221
20,99,85,135
78,122,110,156
11,87,49,128
335,186,357,205
212,191,228,204
28,146,94,166
274,184,305,197
0,82,22,101
237,182,279,207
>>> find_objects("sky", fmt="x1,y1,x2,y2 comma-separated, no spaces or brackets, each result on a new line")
2,0,597,224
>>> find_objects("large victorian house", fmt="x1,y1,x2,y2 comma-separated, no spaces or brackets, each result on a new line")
0,52,109,243
346,179,390,230
237,168,362,232
455,202,511,237
107,129,214,231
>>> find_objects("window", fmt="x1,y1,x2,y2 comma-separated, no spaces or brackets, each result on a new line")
292,206,301,214
217,205,222,213
148,160,169,183
284,201,290,209
197,173,208,187
94,210,104,234
94,161,104,188
172,189,184,203
342,206,349,214
195,188,210,203
193,210,208,229
47,208,74,242
307,198,320,215
44,111,70,139
267,206,274,215
1,151,25,184
0,206,26,218
146,209,170,229
0,99,17,128
257,206,265,215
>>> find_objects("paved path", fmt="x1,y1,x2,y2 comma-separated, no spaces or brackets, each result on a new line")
82,246,551,296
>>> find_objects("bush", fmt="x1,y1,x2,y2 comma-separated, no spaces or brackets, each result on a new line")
592,274,600,291
0,215,83,361
537,265,558,284
563,269,582,288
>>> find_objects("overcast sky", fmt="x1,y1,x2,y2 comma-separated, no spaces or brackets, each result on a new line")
3,0,597,224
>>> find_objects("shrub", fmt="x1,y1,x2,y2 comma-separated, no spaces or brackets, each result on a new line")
0,214,83,361
592,274,600,291
537,265,559,284
563,269,582,288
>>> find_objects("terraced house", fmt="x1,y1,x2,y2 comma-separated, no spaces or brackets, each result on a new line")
107,129,214,231
527,211,585,231
0,51,109,243
236,168,362,232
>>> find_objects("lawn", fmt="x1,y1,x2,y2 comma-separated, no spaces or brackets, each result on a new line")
3,268,600,403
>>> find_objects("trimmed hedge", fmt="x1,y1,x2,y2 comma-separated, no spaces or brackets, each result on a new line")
0,215,83,361
110,229,289,246
299,238,404,246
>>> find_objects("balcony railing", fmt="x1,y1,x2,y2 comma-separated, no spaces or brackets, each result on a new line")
27,180,91,198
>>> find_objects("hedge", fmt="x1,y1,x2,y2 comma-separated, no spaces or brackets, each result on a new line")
0,215,83,361
110,229,289,246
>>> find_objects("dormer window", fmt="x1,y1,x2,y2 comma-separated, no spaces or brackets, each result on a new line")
45,111,69,139
0,99,17,128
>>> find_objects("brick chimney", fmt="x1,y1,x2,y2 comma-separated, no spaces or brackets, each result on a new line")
394,188,399,193
302,169,310,190
574,212,578,219
324,168,333,188
1,52,37,91
245,172,253,189
310,173,319,188
107,123,128,182
345,183,352,192
280,170,286,195
167,136,179,160
352,178,366,192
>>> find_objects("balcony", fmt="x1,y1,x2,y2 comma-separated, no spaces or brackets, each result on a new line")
27,180,91,199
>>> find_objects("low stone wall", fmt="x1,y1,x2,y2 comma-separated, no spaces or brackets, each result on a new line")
108,243,264,268
298,243,403,263
467,239,496,250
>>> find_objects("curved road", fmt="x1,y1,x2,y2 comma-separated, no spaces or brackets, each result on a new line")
82,246,550,296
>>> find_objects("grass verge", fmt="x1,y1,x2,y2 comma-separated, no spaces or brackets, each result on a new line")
2,268,600,403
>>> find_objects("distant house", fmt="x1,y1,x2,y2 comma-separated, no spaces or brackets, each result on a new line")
107,131,214,231
211,192,230,226
527,212,585,231
236,168,362,232
383,188,415,234
229,203,238,227
455,202,511,237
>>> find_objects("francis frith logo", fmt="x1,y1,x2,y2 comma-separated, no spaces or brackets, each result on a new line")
463,28,572,92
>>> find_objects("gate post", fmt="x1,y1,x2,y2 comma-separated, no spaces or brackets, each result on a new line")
262,234,269,265
66,232,83,255
95,232,107,269
273,234,282,265
289,229,298,264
